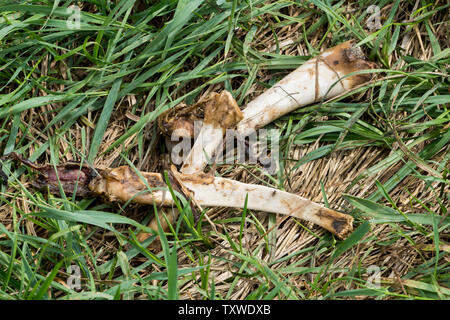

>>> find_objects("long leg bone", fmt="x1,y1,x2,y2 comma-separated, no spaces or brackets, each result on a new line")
91,166,353,239
0,154,353,239
174,171,353,239
176,40,375,174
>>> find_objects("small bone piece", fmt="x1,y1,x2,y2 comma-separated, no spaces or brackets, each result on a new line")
180,91,243,174
158,101,204,140
136,207,178,243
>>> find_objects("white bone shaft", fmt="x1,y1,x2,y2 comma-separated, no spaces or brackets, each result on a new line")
184,177,329,225
236,57,346,136
181,123,222,174
179,174,351,238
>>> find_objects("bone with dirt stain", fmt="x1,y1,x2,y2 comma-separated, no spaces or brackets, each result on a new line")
149,41,372,239
236,40,376,135
179,90,243,175
0,154,353,239
157,101,204,140
159,40,376,175
95,166,354,239
0,153,97,197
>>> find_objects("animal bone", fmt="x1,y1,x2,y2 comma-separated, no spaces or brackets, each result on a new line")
151,91,243,242
149,40,373,240
235,40,375,135
158,101,204,140
0,153,353,239
179,90,243,174
175,40,375,173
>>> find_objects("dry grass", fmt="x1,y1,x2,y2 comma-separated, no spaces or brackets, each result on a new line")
0,0,448,299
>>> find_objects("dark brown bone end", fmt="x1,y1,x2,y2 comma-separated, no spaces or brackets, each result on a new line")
157,101,204,139
331,215,354,239
158,90,243,139
315,207,354,239
321,40,377,88
0,153,98,197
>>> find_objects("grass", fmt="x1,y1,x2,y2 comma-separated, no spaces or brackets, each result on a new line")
0,0,449,300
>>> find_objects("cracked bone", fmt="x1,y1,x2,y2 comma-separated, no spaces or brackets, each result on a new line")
177,40,375,174
0,154,353,239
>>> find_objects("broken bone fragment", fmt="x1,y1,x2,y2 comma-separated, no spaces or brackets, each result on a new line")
180,90,243,174
136,207,179,243
158,91,243,140
157,101,204,140
0,154,353,239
